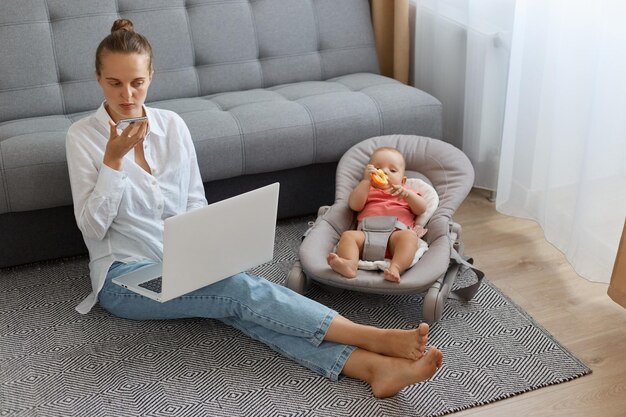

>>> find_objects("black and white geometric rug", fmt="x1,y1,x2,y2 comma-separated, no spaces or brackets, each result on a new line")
0,217,591,417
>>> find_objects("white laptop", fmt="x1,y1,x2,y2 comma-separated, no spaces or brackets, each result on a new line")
112,182,280,302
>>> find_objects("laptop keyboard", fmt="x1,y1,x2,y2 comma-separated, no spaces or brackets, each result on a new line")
138,277,162,293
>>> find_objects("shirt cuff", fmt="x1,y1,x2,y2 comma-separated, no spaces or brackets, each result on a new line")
94,163,127,198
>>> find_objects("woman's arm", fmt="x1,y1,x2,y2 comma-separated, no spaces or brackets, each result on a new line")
179,120,208,211
66,125,127,241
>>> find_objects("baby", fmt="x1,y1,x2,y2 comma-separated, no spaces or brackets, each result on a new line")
327,147,427,282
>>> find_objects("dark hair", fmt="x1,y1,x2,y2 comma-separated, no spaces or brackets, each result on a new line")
95,19,153,75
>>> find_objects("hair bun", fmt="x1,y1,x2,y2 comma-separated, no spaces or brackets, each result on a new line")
111,18,134,33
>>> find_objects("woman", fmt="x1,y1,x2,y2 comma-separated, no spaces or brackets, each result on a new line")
66,19,442,399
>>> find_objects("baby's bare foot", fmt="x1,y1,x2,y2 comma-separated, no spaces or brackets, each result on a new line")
383,264,401,283
365,323,429,360
327,253,357,278
370,347,443,398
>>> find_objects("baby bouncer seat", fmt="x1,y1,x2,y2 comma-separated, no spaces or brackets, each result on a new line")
286,135,484,324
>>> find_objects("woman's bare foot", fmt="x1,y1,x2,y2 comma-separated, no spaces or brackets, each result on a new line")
364,323,429,360
325,318,429,360
369,347,443,398
383,264,401,283
327,253,357,278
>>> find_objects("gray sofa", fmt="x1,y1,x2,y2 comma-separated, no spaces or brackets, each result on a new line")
0,0,442,268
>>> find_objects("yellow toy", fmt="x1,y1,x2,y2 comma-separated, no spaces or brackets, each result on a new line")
370,169,388,187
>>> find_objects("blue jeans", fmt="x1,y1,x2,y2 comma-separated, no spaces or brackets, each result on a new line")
99,261,356,381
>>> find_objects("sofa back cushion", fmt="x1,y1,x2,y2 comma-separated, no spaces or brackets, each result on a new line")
0,0,378,123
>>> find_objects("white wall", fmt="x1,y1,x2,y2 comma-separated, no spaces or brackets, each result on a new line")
409,0,515,191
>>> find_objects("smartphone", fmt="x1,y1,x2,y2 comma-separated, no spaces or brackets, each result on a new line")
116,116,147,134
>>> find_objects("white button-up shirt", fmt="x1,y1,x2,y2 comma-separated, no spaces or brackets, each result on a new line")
66,103,207,314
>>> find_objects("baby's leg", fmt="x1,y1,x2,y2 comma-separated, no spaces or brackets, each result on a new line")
384,230,419,283
327,230,365,278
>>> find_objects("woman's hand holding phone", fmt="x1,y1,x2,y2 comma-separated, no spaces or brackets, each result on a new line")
115,116,148,134
103,119,148,171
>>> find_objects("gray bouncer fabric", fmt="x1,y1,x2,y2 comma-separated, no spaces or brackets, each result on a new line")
293,134,483,323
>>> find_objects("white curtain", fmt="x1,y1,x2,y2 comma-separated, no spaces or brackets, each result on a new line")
412,0,626,283
497,0,626,283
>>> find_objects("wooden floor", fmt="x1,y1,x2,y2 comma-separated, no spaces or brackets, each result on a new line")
451,189,626,417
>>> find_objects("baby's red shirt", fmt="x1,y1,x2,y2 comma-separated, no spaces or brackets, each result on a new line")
356,186,420,228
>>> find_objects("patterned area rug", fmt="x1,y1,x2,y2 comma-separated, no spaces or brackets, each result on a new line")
0,216,590,417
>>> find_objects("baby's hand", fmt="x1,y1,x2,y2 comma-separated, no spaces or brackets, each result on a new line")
389,184,411,199
363,164,378,181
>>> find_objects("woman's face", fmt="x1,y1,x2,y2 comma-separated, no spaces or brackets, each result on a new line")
97,52,152,123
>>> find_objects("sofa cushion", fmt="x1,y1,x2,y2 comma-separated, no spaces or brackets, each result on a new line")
0,0,379,124
0,73,441,214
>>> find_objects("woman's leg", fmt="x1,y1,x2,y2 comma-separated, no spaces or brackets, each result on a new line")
100,263,355,380
325,315,430,360
100,261,441,394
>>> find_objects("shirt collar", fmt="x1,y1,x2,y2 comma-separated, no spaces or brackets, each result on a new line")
95,102,166,137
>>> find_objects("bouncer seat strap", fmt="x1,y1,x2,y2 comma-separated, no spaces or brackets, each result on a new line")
357,216,407,261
